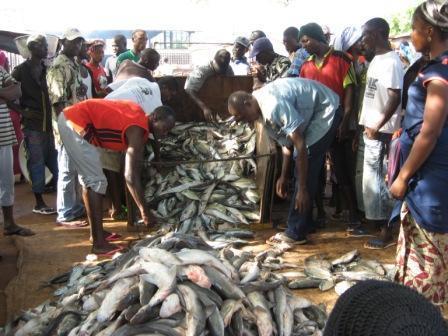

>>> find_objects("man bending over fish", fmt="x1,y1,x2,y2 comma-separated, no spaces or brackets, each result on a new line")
228,78,341,245
58,99,175,255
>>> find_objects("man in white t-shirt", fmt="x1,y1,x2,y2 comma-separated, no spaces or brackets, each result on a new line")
107,77,162,115
358,18,404,250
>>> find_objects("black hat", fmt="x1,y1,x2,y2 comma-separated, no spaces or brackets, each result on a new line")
298,22,327,44
324,280,448,336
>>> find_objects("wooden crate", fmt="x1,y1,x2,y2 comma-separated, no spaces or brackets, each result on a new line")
126,76,277,230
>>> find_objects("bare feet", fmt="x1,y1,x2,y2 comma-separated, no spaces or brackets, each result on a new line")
4,225,35,236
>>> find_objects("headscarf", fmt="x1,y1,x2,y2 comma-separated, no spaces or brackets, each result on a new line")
298,23,327,44
333,26,362,52
420,0,448,32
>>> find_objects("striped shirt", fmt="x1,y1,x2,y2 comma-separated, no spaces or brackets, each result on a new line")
0,68,17,147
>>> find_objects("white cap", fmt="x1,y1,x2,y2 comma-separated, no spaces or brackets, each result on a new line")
62,28,84,41
26,34,46,47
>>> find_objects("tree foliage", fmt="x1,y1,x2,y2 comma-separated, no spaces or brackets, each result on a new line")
389,7,414,36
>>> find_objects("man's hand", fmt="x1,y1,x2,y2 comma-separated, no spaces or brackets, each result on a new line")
295,188,310,213
203,107,215,122
364,126,379,140
390,176,408,200
276,176,289,199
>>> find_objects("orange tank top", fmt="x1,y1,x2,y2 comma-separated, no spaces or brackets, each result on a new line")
63,99,149,151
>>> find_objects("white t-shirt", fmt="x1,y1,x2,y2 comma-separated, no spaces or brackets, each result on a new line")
359,51,404,134
106,77,162,115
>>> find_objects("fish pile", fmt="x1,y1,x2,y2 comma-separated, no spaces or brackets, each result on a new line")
287,249,395,296
6,231,328,336
144,121,261,233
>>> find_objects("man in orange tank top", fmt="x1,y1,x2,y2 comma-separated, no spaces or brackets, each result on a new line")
58,99,175,255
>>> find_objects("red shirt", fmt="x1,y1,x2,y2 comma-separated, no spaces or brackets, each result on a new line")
85,62,108,93
64,99,149,151
300,49,353,101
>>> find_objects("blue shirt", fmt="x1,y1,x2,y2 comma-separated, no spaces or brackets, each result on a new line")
287,48,309,77
392,51,448,233
252,77,340,147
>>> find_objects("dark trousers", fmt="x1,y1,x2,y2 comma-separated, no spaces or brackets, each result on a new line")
23,128,58,194
285,110,341,240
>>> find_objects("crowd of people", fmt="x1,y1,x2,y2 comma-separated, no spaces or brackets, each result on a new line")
0,0,447,310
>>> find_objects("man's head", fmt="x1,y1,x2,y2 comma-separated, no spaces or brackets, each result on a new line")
112,34,127,55
150,105,176,138
140,48,160,71
298,23,328,55
283,26,300,54
250,37,275,65
27,34,48,59
61,28,84,58
88,40,105,64
228,91,261,124
212,49,231,74
361,18,390,60
249,30,267,46
158,76,179,103
132,29,148,53
233,36,250,60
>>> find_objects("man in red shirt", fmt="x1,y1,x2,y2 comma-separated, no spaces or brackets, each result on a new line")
58,99,175,255
299,22,365,235
85,40,108,97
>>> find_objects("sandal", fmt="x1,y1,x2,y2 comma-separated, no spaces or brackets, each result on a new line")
266,232,307,246
4,226,35,236
105,232,122,242
93,245,126,257
364,238,396,250
33,206,57,215
56,220,89,228
111,212,127,221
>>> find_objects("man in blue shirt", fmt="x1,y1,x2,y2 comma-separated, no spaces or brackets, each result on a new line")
228,78,341,244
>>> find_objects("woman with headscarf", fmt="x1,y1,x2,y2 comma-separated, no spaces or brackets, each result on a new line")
389,0,448,304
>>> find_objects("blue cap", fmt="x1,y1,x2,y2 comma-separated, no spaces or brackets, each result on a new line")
250,37,273,58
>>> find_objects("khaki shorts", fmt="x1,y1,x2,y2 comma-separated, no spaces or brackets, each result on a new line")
99,148,123,173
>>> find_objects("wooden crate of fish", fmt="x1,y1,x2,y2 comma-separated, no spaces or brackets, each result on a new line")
127,118,277,232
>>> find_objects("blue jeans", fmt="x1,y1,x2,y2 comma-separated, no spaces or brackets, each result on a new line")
285,111,341,241
56,144,85,222
355,132,365,212
23,129,58,194
362,134,394,221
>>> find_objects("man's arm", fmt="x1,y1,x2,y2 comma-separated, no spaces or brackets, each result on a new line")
124,126,149,224
365,88,401,139
340,84,355,139
0,82,21,104
289,128,309,213
47,65,68,116
185,88,214,122
276,145,292,198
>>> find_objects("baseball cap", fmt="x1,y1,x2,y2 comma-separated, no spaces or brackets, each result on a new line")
62,28,84,41
249,37,273,58
234,36,250,48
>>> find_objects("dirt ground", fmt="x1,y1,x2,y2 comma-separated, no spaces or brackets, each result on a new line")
0,183,399,327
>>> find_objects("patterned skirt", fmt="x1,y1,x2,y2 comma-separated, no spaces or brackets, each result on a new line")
395,203,448,305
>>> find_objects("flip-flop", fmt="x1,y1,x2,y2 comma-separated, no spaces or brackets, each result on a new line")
266,232,307,246
105,232,122,242
111,212,127,221
364,238,397,250
33,207,57,215
94,245,126,258
56,220,89,228
4,226,35,236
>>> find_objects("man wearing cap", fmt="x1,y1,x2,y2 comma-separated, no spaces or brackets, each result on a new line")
185,49,234,121
299,22,364,236
104,34,127,82
230,37,250,75
250,37,291,90
116,29,148,69
85,40,108,97
47,28,89,227
283,26,309,76
10,35,58,215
